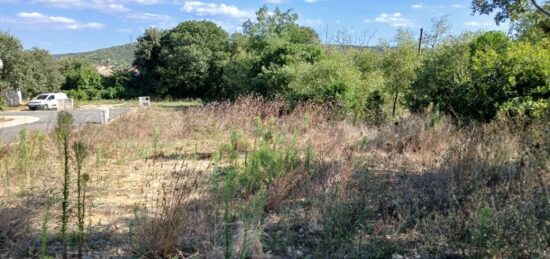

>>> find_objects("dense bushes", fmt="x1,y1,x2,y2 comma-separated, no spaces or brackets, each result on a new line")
408,32,549,122
129,7,548,123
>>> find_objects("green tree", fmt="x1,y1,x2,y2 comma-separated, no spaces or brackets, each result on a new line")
424,15,452,48
284,51,364,107
498,39,550,117
471,0,550,24
243,6,319,43
133,28,163,95
469,30,511,54
227,6,322,99
19,48,65,96
382,29,420,117
406,36,473,118
0,32,24,95
157,21,230,98
60,58,104,100
511,2,550,41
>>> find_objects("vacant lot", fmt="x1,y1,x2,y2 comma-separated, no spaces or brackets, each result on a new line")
0,97,548,258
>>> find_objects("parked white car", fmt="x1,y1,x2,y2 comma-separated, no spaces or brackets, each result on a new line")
28,93,69,110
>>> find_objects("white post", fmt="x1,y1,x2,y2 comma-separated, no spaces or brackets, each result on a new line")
101,107,110,124
139,96,151,108
57,99,74,111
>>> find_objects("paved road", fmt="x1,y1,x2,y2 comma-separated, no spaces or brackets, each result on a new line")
0,108,132,142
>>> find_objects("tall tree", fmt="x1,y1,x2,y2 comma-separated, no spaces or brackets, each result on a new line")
133,28,164,95
157,21,230,98
382,29,420,117
471,0,550,24
0,32,24,94
233,6,322,98
511,2,550,41
21,48,65,96
424,15,452,48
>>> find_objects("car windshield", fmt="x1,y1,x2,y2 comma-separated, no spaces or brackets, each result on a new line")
35,95,49,100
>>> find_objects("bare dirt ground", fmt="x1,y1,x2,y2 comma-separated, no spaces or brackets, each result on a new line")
1,107,209,257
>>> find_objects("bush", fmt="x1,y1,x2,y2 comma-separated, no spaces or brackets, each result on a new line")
284,51,367,116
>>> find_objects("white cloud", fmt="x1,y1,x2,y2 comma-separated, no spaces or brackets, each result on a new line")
2,12,104,29
263,0,286,3
465,21,493,27
182,1,252,20
32,0,166,12
367,12,415,27
451,4,464,9
125,12,173,22
305,0,318,3
32,0,130,12
411,4,423,9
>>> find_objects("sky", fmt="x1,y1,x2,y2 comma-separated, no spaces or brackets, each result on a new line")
0,0,509,54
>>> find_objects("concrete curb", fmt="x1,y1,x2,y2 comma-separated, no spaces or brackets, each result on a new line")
0,116,40,129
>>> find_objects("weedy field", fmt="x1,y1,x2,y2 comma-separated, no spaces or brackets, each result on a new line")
0,97,548,258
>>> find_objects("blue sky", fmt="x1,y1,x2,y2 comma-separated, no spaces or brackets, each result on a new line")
0,0,508,54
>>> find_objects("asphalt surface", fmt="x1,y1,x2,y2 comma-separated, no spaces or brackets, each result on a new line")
0,108,133,142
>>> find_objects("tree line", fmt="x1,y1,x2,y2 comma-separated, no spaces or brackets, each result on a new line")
1,2,548,123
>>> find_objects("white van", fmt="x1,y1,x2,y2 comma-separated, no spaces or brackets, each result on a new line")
28,93,69,110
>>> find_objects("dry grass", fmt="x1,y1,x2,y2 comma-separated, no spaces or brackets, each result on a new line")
0,96,548,257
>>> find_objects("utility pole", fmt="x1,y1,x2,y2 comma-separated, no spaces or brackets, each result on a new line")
418,27,423,53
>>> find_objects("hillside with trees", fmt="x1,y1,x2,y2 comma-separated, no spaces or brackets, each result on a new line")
54,43,137,67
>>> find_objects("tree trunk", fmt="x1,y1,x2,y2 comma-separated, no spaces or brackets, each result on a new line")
392,87,399,117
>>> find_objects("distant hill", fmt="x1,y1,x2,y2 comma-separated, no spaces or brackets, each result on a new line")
54,42,382,67
55,43,137,67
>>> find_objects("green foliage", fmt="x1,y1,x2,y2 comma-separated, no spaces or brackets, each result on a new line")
407,36,473,119
40,189,54,258
365,89,386,125
55,111,73,258
72,141,89,258
19,48,65,97
243,6,319,43
133,28,163,96
284,51,364,111
469,30,511,54
1,32,64,98
222,7,322,100
498,40,550,117
0,31,24,94
408,30,549,122
60,58,104,100
471,0,535,24
382,29,421,117
511,2,550,42
156,21,230,98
